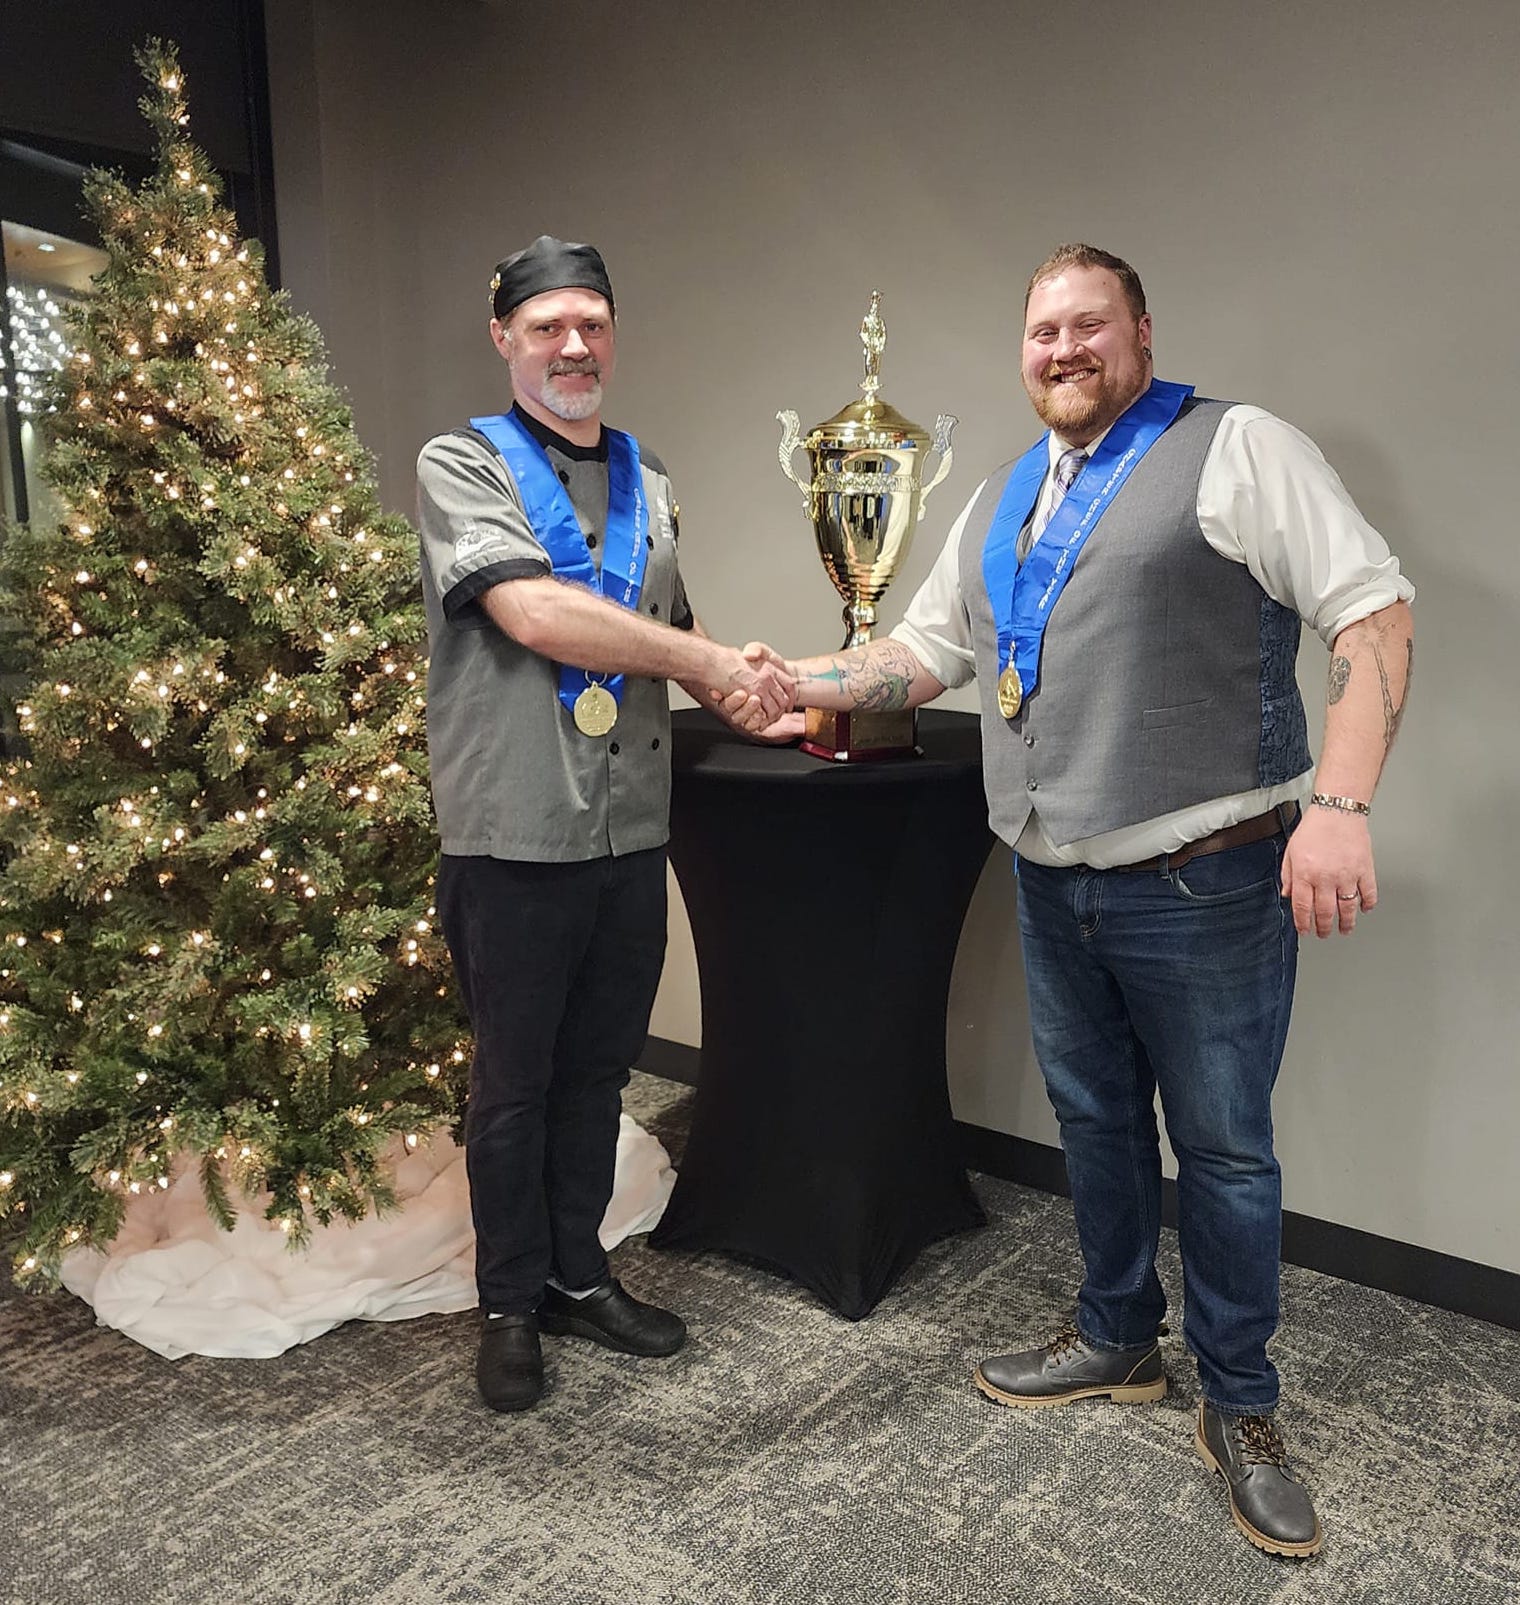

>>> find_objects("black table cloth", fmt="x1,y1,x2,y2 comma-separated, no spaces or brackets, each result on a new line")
649,708,995,1318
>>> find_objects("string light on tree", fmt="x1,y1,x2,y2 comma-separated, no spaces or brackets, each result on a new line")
0,39,464,1285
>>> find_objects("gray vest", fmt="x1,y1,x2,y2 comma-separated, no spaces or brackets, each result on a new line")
957,399,1311,847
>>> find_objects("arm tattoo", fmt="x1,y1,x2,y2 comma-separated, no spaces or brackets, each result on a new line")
1333,607,1413,758
1388,638,1414,749
1370,637,1414,753
826,641,919,711
1327,655,1351,705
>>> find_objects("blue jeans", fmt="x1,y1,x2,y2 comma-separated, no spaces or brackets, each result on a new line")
1015,833,1297,1415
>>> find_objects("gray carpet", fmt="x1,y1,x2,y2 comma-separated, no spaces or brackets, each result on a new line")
2,1072,1517,1605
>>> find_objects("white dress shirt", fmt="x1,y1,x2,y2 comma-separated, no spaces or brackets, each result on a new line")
891,404,1416,867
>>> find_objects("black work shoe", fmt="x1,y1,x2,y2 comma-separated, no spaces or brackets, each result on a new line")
1195,1403,1323,1557
974,1321,1166,1408
539,1278,686,1357
476,1313,544,1413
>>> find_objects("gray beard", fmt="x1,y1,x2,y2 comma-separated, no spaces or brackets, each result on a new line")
541,374,603,422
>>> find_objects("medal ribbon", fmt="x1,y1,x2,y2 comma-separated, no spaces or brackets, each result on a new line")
471,411,649,715
981,378,1194,714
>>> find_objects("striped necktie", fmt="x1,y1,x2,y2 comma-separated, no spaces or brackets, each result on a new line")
1018,447,1088,563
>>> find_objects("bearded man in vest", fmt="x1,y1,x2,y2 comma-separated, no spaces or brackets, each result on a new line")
416,236,792,1414
749,243,1414,1557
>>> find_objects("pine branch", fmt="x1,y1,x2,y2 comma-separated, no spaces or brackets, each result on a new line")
0,40,469,1285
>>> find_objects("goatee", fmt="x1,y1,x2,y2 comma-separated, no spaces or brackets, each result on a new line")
541,375,603,422
541,358,603,422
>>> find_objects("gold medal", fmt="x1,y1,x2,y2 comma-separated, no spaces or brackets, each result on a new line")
996,664,1024,719
572,684,618,738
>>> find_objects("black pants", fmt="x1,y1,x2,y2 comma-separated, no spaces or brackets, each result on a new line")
436,848,668,1314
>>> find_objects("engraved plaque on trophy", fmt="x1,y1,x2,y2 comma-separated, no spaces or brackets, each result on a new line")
778,292,955,761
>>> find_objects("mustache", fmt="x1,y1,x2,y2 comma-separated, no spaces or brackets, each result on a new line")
547,357,601,378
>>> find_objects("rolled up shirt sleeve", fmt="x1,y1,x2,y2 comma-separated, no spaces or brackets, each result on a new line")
415,431,551,624
888,479,987,689
1198,406,1415,647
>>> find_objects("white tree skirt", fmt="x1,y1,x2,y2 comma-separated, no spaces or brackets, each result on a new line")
58,1114,675,1360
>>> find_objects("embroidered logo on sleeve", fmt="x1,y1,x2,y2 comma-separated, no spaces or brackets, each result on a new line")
454,521,501,563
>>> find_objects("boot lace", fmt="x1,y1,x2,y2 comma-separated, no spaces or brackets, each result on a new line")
1046,1321,1087,1363
1233,1414,1289,1469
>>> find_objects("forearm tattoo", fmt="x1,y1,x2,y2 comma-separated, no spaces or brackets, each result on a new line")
808,641,919,711
1383,638,1414,750
1335,630,1413,754
1327,655,1351,705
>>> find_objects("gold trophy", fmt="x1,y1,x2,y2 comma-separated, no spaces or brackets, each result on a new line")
778,292,955,761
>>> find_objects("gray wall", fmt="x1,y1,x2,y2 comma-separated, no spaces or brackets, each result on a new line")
265,0,1520,1275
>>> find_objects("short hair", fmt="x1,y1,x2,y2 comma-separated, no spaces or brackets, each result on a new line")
1024,244,1147,319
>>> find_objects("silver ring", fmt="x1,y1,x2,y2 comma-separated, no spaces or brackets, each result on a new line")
1336,891,1360,902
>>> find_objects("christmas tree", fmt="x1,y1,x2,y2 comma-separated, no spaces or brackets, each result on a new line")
0,41,466,1283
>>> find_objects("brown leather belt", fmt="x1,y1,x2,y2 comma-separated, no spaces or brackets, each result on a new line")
1113,801,1298,873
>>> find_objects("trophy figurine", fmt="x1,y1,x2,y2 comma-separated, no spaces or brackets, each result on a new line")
778,291,956,761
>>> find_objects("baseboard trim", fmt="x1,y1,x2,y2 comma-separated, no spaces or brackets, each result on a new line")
955,1120,1520,1334
638,1035,1519,1334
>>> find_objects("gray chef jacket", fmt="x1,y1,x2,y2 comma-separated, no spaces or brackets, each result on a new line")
416,410,691,862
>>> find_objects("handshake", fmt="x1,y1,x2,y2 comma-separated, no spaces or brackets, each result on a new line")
692,635,923,742
701,640,806,743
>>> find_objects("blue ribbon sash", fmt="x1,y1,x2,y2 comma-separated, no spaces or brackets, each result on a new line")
981,378,1194,714
470,411,649,717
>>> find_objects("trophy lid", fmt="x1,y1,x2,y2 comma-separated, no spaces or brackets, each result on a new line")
804,291,932,451
808,394,931,449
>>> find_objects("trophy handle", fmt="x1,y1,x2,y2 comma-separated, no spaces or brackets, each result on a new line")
917,413,958,516
776,410,813,506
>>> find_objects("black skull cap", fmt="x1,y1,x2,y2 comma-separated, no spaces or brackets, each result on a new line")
490,235,614,321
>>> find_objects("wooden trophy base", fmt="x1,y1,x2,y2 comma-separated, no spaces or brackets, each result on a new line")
800,705,920,763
